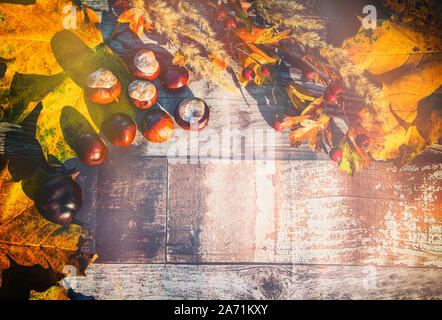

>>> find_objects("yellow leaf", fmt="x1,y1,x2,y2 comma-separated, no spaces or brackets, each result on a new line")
342,19,439,75
343,19,442,166
0,0,102,104
0,166,83,289
29,285,70,300
11,31,137,163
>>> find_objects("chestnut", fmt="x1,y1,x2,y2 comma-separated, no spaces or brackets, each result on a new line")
85,68,121,104
128,80,158,109
102,113,137,147
35,175,82,226
161,65,189,91
140,109,174,143
76,133,108,166
175,97,210,131
132,49,160,80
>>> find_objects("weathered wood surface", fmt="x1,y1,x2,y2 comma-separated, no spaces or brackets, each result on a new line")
69,0,442,299
167,157,442,267
72,263,442,300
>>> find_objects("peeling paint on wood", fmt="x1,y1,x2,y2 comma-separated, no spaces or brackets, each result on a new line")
167,157,442,267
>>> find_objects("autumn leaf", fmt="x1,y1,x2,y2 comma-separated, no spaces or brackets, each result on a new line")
281,97,331,151
343,19,442,167
118,8,154,38
29,285,70,300
209,54,228,71
0,0,102,111
232,32,279,86
11,31,137,163
173,51,189,67
286,82,315,112
0,165,85,289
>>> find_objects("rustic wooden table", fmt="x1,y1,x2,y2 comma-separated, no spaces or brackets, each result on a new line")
70,1,442,299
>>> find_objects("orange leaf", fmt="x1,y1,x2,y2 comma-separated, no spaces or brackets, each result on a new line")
209,54,227,71
118,8,154,38
240,0,252,13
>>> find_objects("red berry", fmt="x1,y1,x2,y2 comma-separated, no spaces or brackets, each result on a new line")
242,67,255,82
324,80,344,104
223,16,237,30
305,71,316,80
261,64,272,77
274,120,282,131
217,7,227,20
328,80,344,96
355,134,370,149
330,148,343,163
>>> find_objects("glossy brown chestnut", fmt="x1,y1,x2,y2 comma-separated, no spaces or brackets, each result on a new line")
175,97,210,131
76,133,108,166
35,175,82,226
161,65,189,91
128,80,158,109
132,49,160,80
102,113,137,147
140,109,174,143
85,68,121,104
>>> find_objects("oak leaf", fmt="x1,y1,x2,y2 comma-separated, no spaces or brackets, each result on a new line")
281,97,331,151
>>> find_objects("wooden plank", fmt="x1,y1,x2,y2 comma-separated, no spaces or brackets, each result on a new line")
70,263,442,300
93,146,168,263
167,154,442,267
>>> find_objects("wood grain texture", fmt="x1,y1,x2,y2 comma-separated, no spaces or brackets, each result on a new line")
71,263,442,300
167,155,442,267
93,147,168,263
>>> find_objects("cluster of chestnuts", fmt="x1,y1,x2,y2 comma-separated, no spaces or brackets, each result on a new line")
36,49,211,226
79,48,211,166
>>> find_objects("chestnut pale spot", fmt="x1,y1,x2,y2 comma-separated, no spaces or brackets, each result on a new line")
128,80,156,101
134,49,159,75
179,98,205,122
86,68,118,88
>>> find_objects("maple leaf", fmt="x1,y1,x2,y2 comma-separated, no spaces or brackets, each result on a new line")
342,19,442,168
117,8,154,38
29,285,70,300
0,0,102,112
